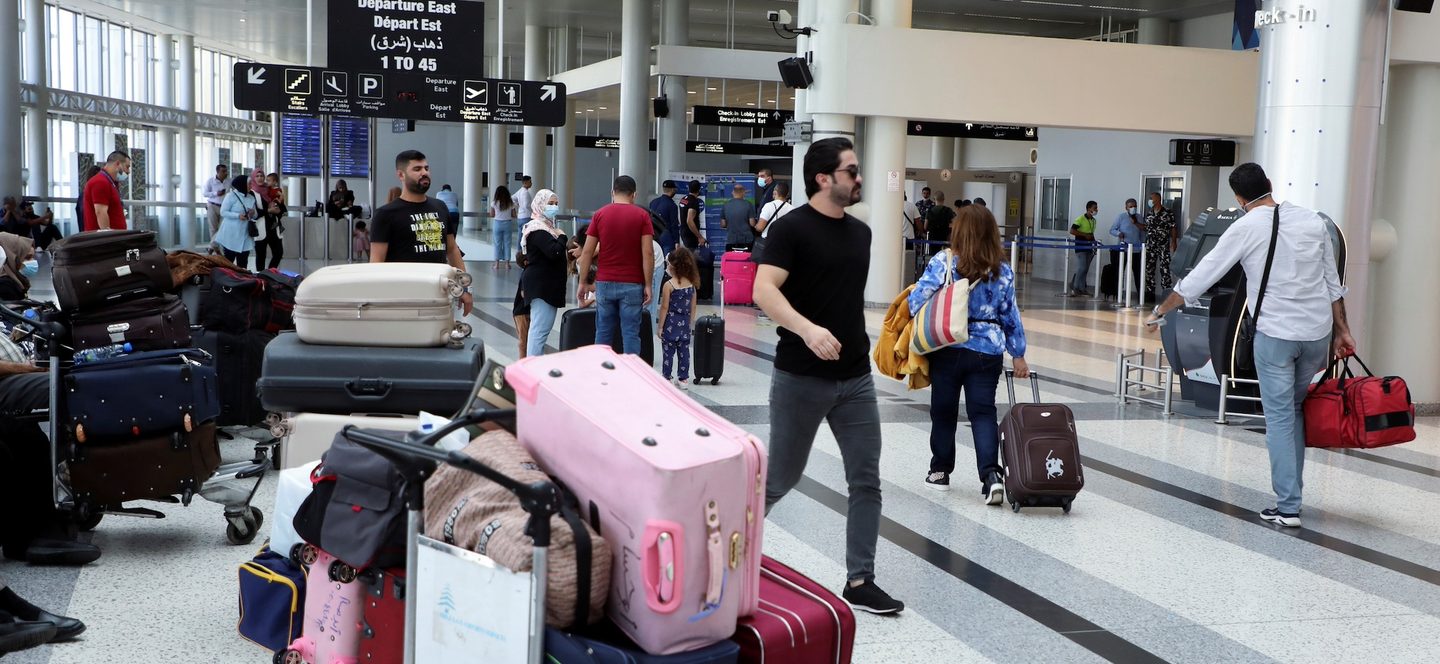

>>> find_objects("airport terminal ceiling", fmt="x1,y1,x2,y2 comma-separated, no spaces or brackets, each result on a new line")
62,0,1232,70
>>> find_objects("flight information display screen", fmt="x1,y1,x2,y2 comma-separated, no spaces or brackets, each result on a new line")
279,114,322,176
328,116,370,178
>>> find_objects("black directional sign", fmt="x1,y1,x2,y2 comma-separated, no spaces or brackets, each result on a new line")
906,121,1038,141
328,0,485,78
233,62,567,126
692,105,793,128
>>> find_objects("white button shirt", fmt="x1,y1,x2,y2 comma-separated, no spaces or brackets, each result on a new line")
513,186,533,220
203,177,229,206
1173,202,1347,342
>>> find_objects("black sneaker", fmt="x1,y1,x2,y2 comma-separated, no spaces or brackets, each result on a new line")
1260,508,1301,528
982,471,1005,506
842,580,905,615
924,471,950,491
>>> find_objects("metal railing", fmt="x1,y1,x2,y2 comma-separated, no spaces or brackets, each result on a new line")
1214,374,1264,425
1115,347,1175,415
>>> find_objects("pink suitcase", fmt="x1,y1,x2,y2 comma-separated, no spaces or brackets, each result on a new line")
733,557,856,664
507,345,767,655
721,252,756,305
282,550,364,664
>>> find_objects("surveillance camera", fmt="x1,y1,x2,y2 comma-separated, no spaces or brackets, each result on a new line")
767,10,793,24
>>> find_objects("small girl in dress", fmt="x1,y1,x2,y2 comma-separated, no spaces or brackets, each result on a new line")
658,247,700,389
352,220,370,262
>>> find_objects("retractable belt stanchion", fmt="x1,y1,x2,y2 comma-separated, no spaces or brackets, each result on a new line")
1137,241,1149,310
1089,242,1104,302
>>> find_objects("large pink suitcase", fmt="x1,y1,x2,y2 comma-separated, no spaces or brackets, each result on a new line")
721,251,756,305
733,557,856,664
282,550,363,664
507,345,767,655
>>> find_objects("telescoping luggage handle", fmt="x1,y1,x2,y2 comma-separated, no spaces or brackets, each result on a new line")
1004,368,1043,406
340,407,556,664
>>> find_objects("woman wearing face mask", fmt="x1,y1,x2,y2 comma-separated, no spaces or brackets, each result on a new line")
519,189,567,357
1109,198,1144,293
0,233,39,301
215,175,259,269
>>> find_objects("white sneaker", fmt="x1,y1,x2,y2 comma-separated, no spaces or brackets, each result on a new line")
677,379,690,391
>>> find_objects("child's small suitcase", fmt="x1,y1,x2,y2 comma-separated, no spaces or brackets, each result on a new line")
732,557,855,664
271,461,320,564
282,549,365,664
257,332,484,416
64,348,219,442
237,547,307,654
507,346,766,655
271,413,419,470
1000,370,1083,513
358,569,405,664
293,263,472,347
557,307,656,365
691,314,725,385
720,251,756,305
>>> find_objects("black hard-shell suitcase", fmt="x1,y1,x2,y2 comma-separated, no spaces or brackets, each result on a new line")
557,307,655,365
692,314,724,385
1000,370,1083,513
697,262,715,301
69,294,192,352
193,327,274,427
256,331,484,415
178,273,211,326
50,230,172,311
1100,262,1119,298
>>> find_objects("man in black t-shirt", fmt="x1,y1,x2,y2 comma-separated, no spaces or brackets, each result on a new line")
925,191,955,255
679,180,706,249
369,149,472,315
754,137,904,616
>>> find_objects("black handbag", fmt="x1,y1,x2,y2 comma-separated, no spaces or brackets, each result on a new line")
1233,204,1281,375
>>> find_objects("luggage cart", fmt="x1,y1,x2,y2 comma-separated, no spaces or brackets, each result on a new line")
0,302,273,544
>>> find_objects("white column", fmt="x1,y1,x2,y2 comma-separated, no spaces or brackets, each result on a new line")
1137,17,1172,46
1253,0,1388,352
154,34,174,232
930,137,954,169
462,125,485,229
176,34,197,248
22,0,47,199
486,4,508,215
657,0,689,191
618,0,652,186
522,21,549,188
793,0,859,204
553,100,576,210
861,0,911,304
788,0,817,205
1371,64,1440,401
952,138,966,170
0,1,22,197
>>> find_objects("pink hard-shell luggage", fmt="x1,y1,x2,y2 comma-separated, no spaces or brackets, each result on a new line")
721,251,756,305
282,549,363,664
507,345,767,655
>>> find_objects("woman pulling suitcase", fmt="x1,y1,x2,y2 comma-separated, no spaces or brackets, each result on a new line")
907,205,1030,502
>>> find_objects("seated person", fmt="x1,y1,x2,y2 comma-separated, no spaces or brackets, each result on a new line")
326,180,364,221
0,198,24,236
0,573,84,653
16,200,60,251
0,233,37,302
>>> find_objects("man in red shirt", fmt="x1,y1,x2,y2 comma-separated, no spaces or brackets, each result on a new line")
576,175,654,355
82,151,131,231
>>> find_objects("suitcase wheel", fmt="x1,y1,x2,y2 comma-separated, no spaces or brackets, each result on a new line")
1063,499,1073,515
712,378,719,386
298,544,320,566
225,506,263,546
278,649,303,664
330,561,358,584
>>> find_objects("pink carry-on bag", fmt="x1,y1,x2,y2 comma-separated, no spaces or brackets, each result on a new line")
282,549,364,664
507,345,767,655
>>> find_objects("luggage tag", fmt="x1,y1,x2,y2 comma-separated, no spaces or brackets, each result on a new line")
419,411,469,452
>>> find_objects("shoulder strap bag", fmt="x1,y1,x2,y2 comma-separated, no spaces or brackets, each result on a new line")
912,250,983,355
1232,204,1281,376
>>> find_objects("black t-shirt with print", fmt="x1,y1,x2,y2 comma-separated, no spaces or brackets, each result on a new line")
757,204,873,380
680,194,705,248
369,197,453,264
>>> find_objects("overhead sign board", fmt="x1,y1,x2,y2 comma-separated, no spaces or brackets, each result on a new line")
1168,139,1237,167
329,0,485,77
571,136,789,157
906,121,1038,141
692,105,793,128
234,62,567,126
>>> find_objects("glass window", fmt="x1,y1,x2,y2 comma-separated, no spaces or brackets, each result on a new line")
1039,177,1072,232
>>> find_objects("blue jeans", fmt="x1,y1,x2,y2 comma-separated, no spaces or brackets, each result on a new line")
649,264,666,321
926,347,1004,481
493,219,516,263
1071,251,1094,293
527,299,558,357
595,281,645,355
1253,331,1330,514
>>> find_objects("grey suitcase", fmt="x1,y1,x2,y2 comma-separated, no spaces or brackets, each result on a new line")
256,331,484,415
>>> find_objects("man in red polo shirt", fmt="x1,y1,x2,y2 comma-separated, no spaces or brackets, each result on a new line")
82,151,131,231
575,175,654,355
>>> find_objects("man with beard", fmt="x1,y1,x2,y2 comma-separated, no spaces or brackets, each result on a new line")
753,137,904,615
369,149,473,315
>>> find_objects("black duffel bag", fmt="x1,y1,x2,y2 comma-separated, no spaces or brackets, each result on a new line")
201,267,272,334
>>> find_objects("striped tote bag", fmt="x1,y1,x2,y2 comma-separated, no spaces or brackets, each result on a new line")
911,251,978,355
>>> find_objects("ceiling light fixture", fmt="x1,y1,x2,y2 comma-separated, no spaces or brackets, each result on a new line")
964,13,1025,21
1019,0,1083,6
598,106,608,110
706,87,717,91
1088,5,1149,12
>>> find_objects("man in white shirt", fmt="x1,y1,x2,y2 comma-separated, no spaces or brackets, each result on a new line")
1146,163,1355,528
202,164,229,248
513,175,534,227
901,193,920,242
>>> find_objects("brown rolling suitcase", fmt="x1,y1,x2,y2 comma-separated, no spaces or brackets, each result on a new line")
1000,370,1083,513
50,230,173,311
67,422,221,506
68,294,192,352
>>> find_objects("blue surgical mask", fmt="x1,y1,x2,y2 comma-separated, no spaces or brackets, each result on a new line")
756,177,767,187
543,204,559,219
116,171,129,183
20,259,39,277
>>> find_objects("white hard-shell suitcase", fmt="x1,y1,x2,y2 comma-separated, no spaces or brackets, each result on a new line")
270,412,419,469
270,461,319,565
293,263,474,347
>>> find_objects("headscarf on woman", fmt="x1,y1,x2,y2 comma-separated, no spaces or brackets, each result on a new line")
0,232,35,293
249,168,274,206
519,188,559,255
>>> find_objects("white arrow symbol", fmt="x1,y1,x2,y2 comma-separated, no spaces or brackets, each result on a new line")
540,84,557,101
466,87,482,99
965,123,973,130
247,67,267,85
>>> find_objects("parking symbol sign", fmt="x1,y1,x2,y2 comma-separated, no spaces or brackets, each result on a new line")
359,74,383,99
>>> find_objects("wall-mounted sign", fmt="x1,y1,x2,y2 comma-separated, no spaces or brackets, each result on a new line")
328,0,485,77
571,136,790,157
1253,4,1317,28
907,121,1038,141
1168,139,1237,167
691,105,794,128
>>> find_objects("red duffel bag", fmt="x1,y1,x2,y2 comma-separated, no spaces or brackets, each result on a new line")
1303,354,1416,449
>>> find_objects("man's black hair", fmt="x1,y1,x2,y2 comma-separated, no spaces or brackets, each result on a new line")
105,151,130,165
521,175,533,182
441,184,452,191
216,164,228,172
803,137,854,198
1228,162,1272,202
688,180,702,195
1086,200,1098,210
775,182,791,198
395,149,426,170
613,175,637,195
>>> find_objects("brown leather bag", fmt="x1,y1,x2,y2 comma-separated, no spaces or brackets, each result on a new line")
50,230,173,312
66,422,221,506
424,430,611,629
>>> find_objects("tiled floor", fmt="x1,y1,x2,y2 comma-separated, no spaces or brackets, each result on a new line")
6,235,1440,663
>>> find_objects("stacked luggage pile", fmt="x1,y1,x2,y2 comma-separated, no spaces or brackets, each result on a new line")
243,315,857,663
40,230,274,542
